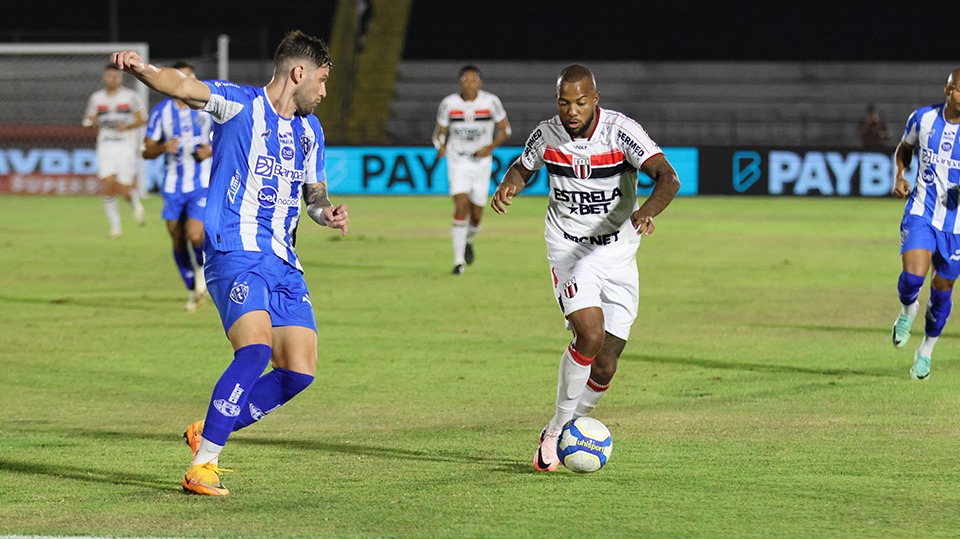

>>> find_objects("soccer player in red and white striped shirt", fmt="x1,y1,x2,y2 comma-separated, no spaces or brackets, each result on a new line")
492,64,680,471
433,66,511,275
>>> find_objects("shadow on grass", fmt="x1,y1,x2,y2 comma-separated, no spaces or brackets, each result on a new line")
0,458,171,491
751,322,891,335
624,353,892,378
239,436,530,470
4,424,531,473
0,294,172,311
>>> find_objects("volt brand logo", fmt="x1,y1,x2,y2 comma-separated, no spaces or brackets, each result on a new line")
257,185,299,208
732,151,762,192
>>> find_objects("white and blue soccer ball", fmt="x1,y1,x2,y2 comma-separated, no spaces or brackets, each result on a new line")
558,417,613,473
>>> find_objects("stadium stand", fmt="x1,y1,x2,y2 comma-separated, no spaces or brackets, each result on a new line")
387,61,959,147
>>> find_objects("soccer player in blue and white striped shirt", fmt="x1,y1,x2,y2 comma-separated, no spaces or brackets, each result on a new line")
891,67,960,380
112,30,349,496
143,61,213,312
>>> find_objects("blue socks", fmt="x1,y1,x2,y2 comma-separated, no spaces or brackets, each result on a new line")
173,249,195,290
202,344,272,446
193,245,205,268
925,288,953,337
898,272,924,306
233,368,315,431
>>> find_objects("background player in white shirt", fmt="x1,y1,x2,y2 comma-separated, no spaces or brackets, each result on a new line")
83,64,147,238
142,61,213,312
112,30,349,496
491,64,680,472
433,66,511,274
890,67,960,380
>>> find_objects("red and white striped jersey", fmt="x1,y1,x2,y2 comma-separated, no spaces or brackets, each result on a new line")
519,107,664,264
84,86,144,149
436,90,507,158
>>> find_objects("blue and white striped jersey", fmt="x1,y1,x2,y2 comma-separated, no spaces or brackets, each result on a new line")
902,103,960,233
201,81,326,271
145,98,213,194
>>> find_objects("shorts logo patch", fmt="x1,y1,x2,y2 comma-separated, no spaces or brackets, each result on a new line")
197,197,207,208
562,277,578,299
302,293,312,305
950,248,960,262
230,281,249,304
900,228,908,247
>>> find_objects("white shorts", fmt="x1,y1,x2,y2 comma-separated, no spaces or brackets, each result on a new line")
447,155,492,207
550,256,639,341
97,145,138,186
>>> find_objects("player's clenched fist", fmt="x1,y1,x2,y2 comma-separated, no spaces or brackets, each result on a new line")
892,177,911,199
111,50,146,73
491,183,518,214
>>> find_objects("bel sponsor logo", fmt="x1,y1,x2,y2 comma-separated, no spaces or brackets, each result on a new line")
257,185,299,208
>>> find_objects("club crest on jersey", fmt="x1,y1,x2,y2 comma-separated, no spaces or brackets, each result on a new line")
300,135,313,156
573,157,592,179
562,277,578,299
230,281,249,304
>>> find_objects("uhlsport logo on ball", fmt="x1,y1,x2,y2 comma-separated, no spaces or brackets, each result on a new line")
558,417,613,473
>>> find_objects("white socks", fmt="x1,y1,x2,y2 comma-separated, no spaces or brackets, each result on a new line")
919,335,938,358
546,345,594,434
466,222,480,244
574,379,609,418
902,301,919,319
451,219,467,265
192,437,223,466
103,196,121,230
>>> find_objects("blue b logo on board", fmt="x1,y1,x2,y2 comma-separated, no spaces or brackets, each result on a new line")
732,151,762,193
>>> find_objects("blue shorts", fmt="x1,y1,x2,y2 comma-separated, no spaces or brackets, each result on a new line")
162,188,208,222
205,249,317,334
900,214,960,280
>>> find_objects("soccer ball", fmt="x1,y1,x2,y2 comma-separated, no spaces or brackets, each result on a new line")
558,417,613,473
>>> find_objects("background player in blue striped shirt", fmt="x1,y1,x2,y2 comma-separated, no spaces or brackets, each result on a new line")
891,67,960,380
143,61,213,312
112,30,349,496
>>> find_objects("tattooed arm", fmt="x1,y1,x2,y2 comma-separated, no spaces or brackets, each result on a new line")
304,181,349,236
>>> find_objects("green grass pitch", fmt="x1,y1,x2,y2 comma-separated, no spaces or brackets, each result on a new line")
1,194,959,538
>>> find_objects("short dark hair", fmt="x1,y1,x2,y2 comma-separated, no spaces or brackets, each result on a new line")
459,65,481,79
171,60,195,71
274,30,333,69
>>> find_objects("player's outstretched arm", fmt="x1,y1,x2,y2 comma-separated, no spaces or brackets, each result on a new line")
111,50,211,109
632,154,681,236
892,139,915,199
304,181,349,236
491,161,533,214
